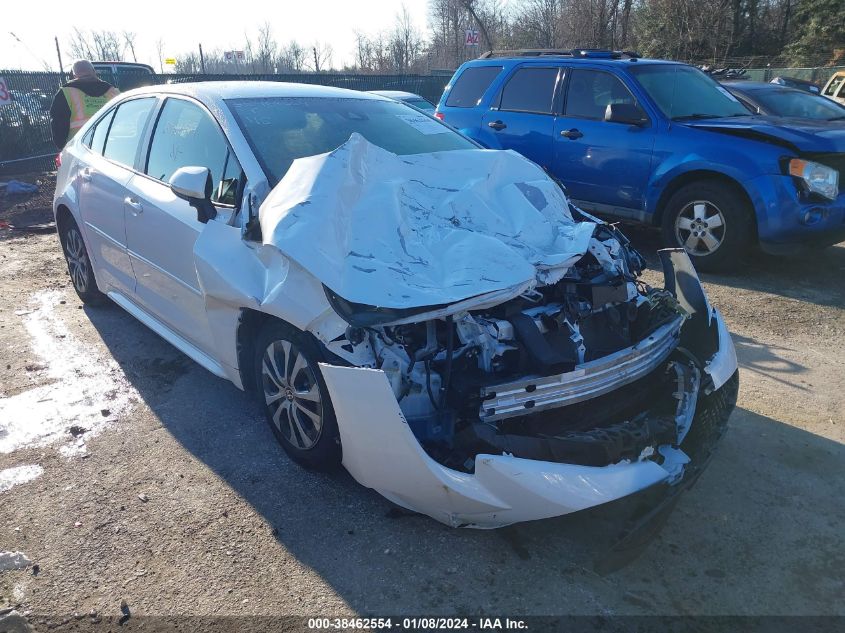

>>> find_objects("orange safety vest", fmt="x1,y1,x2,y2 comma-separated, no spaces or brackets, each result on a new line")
62,85,120,142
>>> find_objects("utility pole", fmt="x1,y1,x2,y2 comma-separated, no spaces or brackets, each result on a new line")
199,43,206,74
55,36,65,87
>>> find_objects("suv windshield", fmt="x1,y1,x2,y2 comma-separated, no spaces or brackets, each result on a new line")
631,64,750,120
227,97,475,184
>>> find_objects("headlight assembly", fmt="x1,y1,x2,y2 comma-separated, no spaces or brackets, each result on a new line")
788,158,839,200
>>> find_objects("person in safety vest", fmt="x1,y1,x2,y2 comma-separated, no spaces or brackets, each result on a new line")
50,60,119,149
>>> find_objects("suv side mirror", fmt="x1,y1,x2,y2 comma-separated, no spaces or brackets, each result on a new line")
169,166,217,223
604,103,648,126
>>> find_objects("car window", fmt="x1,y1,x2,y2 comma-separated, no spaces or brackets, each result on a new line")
102,98,156,168
407,98,435,112
84,107,115,153
146,98,243,205
499,67,559,114
756,89,845,120
445,66,503,108
565,69,636,120
227,97,476,185
823,74,845,96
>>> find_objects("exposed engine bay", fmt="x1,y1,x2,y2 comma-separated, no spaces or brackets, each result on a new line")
321,220,705,474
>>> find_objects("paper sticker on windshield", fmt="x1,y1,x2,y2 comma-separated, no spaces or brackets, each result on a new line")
396,113,447,135
717,86,741,103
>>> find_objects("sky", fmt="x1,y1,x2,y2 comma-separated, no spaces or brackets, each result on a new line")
3,0,432,71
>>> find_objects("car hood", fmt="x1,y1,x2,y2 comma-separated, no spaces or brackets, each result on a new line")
258,134,597,310
681,116,845,152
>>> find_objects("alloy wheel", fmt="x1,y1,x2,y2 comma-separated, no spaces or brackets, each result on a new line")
261,340,324,450
674,200,726,256
64,227,91,293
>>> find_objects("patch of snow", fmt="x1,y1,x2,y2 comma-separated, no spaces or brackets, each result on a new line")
0,464,44,492
0,290,138,455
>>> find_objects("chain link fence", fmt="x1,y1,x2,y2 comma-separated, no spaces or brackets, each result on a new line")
0,69,450,175
1,64,842,175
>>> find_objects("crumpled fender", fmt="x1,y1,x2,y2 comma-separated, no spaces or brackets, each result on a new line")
658,248,737,391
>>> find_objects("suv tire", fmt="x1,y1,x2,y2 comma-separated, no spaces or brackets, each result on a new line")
661,181,752,272
254,319,341,471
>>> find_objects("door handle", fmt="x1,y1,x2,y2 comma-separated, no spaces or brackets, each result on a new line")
80,168,93,182
487,120,507,131
124,197,143,215
560,128,583,139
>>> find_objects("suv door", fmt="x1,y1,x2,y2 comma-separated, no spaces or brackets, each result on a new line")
123,96,243,354
552,68,655,217
479,66,561,171
77,97,157,294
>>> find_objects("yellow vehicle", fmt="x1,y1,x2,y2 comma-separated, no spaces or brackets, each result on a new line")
821,70,845,105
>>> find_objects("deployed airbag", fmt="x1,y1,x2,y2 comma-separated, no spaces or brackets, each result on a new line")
259,134,596,309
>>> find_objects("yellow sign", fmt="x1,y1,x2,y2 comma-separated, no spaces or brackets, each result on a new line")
164,58,176,65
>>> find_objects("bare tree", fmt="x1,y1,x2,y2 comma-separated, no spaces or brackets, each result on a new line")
123,31,138,62
255,22,277,73
308,42,334,72
278,41,308,72
155,38,165,73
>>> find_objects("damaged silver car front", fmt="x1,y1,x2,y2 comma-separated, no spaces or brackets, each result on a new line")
193,133,738,529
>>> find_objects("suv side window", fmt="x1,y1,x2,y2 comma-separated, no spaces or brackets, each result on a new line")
445,66,502,108
565,69,637,120
102,98,156,168
146,98,243,206
499,67,560,114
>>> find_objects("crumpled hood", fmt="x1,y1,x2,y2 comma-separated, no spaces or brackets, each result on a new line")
682,116,845,153
258,134,596,309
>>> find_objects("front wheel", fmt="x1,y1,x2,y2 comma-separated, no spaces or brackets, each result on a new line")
660,181,753,272
253,320,341,471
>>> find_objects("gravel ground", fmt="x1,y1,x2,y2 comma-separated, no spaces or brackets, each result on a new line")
0,176,843,629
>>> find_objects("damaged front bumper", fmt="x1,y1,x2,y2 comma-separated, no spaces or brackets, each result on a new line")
320,251,738,528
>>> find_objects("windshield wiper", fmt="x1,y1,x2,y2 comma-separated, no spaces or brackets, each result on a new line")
672,112,751,121
672,113,719,121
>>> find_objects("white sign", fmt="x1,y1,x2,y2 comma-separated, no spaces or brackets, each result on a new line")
0,77,11,105
224,50,246,63
465,29,480,46
396,113,448,135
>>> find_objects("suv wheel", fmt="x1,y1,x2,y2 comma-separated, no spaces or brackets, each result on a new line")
254,320,341,470
59,216,106,305
661,181,752,272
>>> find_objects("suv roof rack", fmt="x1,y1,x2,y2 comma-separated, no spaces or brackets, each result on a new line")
479,48,641,60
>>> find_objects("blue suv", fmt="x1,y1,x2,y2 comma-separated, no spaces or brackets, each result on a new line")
436,50,845,270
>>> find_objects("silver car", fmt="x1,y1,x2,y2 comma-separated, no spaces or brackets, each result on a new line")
54,81,738,529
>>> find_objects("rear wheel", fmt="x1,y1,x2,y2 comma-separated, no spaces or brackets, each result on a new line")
661,181,752,272
59,216,106,305
254,320,341,470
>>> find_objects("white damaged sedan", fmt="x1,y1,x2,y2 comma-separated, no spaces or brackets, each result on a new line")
54,82,738,529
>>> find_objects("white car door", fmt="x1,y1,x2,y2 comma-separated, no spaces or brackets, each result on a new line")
77,97,157,294
123,96,243,355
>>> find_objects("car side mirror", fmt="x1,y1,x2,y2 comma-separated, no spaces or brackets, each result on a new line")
169,166,217,224
604,103,648,126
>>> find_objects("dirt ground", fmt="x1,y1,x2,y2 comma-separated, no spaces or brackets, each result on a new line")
0,173,843,630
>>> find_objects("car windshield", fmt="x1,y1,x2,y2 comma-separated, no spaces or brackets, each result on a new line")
226,97,475,184
755,89,845,120
630,64,751,120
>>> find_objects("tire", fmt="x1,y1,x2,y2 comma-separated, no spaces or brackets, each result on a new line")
660,181,753,272
253,320,341,470
59,216,107,305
